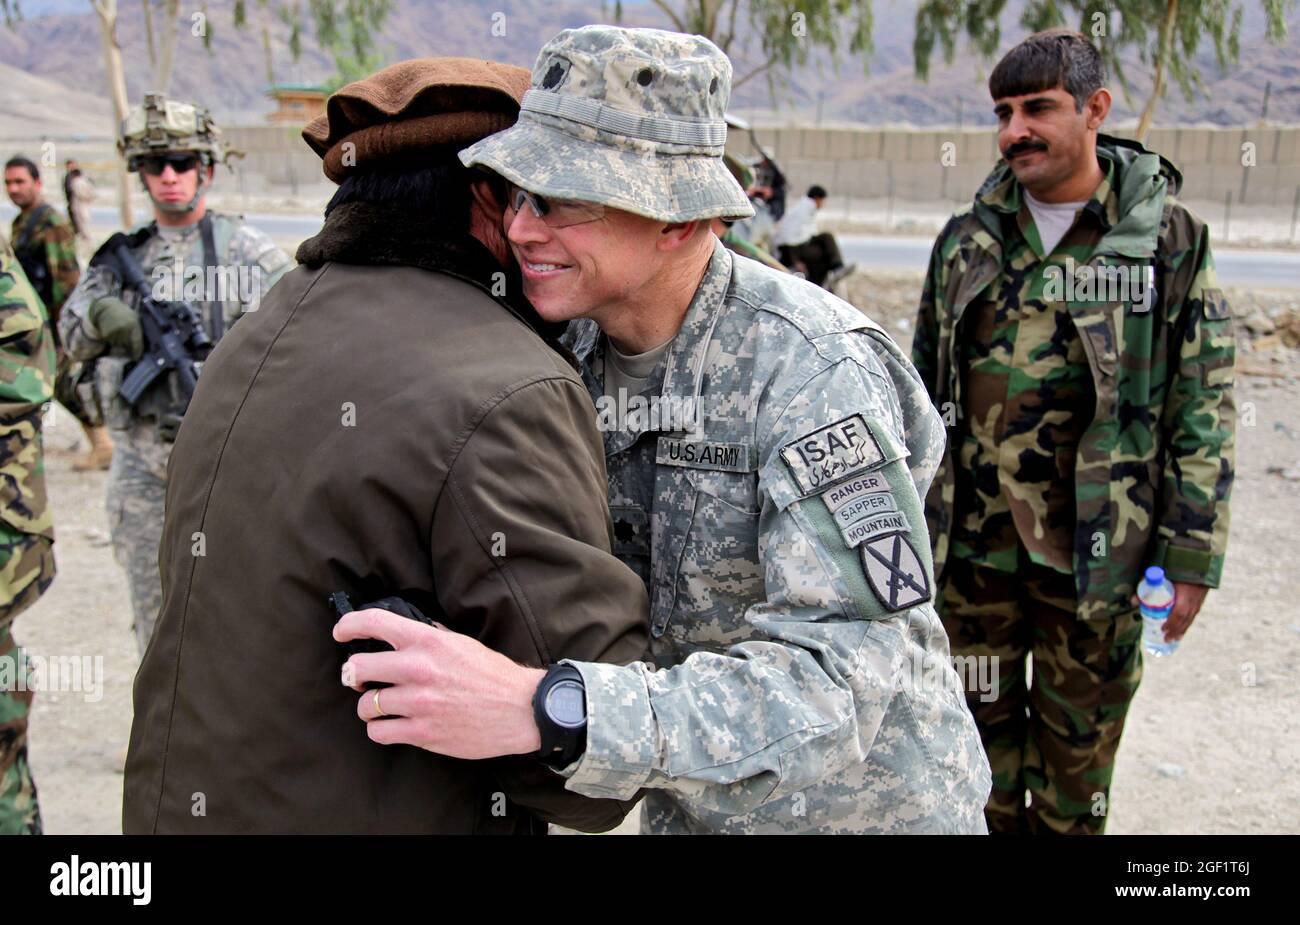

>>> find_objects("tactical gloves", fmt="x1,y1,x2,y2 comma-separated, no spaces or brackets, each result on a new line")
89,297,144,359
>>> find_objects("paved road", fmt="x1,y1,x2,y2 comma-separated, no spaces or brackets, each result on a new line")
837,234,1300,289
8,205,1298,288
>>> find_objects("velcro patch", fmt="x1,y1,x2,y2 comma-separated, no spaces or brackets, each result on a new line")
656,437,755,473
842,510,910,548
780,414,885,496
861,533,931,613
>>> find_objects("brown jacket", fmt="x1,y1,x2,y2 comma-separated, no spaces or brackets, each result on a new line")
122,202,649,834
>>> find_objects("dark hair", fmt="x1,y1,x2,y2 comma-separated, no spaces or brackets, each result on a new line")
989,29,1104,112
4,156,39,181
324,154,502,228
808,184,828,199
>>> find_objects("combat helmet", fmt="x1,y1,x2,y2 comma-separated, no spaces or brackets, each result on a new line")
119,92,230,213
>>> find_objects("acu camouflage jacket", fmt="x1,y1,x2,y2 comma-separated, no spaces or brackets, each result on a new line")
913,135,1236,620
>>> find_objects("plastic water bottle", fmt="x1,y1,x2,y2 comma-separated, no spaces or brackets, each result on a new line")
1138,566,1178,657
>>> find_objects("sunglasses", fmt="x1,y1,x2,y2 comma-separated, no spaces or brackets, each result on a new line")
139,154,200,176
506,185,604,228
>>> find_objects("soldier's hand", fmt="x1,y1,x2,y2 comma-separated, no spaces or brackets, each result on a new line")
335,608,545,760
1165,582,1209,642
1129,581,1210,643
88,296,144,359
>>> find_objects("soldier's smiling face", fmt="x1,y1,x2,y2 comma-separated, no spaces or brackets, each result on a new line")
504,193,665,326
3,166,40,210
994,85,1109,198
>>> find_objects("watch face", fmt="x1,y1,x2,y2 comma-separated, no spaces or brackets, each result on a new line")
546,680,587,728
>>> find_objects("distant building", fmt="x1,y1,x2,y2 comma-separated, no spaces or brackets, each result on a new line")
266,85,328,125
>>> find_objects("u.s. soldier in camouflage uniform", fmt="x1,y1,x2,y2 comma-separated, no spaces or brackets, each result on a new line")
0,244,58,834
912,30,1235,834
60,94,291,656
334,26,991,834
2,156,110,471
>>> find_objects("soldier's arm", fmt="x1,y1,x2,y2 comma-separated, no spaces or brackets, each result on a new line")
42,217,81,316
58,265,123,361
911,222,956,398
1155,215,1235,588
428,374,649,831
228,225,292,317
0,255,56,535
560,357,977,816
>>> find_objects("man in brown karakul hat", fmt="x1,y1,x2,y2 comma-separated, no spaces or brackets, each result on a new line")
122,58,650,834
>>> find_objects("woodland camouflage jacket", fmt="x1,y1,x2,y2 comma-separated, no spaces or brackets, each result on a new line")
913,135,1236,620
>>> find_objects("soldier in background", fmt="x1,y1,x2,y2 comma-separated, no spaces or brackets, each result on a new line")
912,30,1236,834
3,157,110,471
715,154,785,272
0,243,58,834
63,160,95,245
60,94,291,655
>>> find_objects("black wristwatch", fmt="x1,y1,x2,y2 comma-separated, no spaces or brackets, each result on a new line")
532,663,588,768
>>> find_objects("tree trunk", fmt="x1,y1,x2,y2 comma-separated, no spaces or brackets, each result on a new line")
262,23,274,86
154,0,181,92
91,0,133,228
1135,0,1179,143
141,0,156,68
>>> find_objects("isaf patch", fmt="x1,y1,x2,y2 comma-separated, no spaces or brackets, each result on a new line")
780,414,885,496
861,533,931,612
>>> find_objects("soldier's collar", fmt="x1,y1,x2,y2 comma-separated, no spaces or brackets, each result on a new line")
568,239,730,436
982,155,1118,225
657,239,732,432
1081,157,1120,230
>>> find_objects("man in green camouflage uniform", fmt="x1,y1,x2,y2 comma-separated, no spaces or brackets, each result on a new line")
2,157,108,470
335,26,991,834
60,94,291,656
912,30,1235,834
0,244,58,834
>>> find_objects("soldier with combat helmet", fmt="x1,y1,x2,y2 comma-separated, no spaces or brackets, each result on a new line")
60,93,291,655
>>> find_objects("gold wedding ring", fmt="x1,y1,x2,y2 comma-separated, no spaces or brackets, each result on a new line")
372,688,386,718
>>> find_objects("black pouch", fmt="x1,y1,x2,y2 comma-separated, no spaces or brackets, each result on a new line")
329,591,439,658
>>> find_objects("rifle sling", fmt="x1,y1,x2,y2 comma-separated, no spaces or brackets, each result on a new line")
13,203,53,254
200,212,222,341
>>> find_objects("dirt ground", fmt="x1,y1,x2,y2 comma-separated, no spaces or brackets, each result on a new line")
15,271,1300,835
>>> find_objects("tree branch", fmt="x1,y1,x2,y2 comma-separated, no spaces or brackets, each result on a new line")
733,58,774,90
649,0,688,33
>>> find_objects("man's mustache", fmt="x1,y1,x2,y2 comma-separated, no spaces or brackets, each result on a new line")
1003,140,1048,159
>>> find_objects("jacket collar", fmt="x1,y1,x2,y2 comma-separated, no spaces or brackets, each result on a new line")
296,200,569,347
971,133,1175,260
660,238,732,434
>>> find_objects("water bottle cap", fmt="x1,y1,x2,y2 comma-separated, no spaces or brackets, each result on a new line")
1144,566,1165,585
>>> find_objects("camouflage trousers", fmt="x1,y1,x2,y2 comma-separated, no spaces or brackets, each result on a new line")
0,528,53,835
106,421,172,657
938,554,1143,834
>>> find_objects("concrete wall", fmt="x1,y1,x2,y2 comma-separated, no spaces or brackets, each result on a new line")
223,124,325,191
726,124,1300,208
222,120,1300,213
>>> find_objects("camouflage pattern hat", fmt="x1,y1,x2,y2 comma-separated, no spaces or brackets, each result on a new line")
459,25,755,224
119,92,230,171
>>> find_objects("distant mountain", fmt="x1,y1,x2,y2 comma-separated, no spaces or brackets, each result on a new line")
0,0,1294,133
